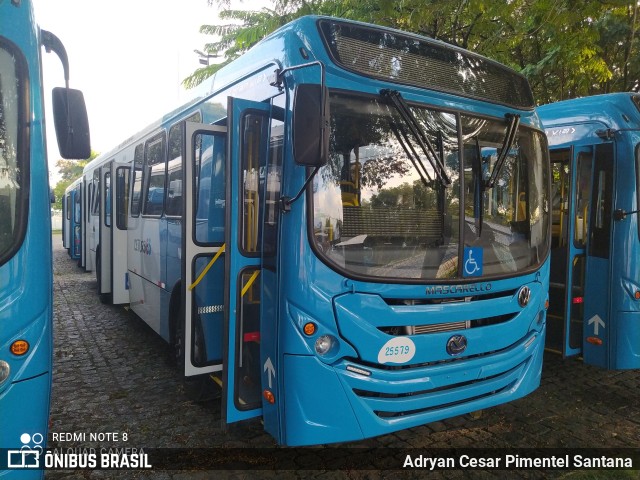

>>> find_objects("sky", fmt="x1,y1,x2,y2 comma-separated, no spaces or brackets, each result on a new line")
33,0,267,184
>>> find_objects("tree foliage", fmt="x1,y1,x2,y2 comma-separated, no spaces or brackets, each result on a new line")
51,151,98,211
185,0,640,104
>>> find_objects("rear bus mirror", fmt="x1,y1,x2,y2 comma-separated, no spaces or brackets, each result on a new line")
292,84,329,167
52,87,91,159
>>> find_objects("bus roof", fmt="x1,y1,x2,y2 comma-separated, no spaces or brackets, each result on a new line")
83,15,537,174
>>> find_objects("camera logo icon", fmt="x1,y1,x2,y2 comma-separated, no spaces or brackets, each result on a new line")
7,433,43,469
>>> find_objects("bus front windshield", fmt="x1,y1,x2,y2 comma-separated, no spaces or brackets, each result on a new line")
311,93,550,281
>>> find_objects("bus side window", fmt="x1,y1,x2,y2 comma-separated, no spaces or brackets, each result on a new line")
130,144,143,217
142,133,166,216
116,167,129,230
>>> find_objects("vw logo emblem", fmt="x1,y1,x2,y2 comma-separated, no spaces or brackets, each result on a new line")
518,286,531,307
446,335,467,356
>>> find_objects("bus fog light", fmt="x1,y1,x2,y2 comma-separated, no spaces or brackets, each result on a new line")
0,360,9,384
315,335,336,356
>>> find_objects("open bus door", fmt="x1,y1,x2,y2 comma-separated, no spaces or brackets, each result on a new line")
548,146,593,357
97,163,112,303
182,98,271,428
582,143,614,368
549,142,616,367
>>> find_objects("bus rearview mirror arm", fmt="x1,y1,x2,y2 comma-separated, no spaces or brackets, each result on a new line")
279,166,322,213
614,208,640,221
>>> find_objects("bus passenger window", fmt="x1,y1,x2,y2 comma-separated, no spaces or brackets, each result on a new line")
142,134,166,216
130,144,143,217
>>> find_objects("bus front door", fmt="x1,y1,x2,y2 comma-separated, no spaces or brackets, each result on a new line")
582,143,614,368
183,100,271,428
548,146,593,357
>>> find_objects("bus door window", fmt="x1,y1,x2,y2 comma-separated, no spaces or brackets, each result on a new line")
235,268,262,409
263,99,284,258
550,150,570,248
589,143,614,258
116,167,130,230
194,123,226,245
91,170,100,216
73,186,81,256
574,152,592,246
130,144,143,217
142,133,166,216
104,172,111,227
166,112,201,217
241,112,269,254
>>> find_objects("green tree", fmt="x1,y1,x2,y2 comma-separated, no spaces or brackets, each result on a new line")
185,0,640,103
51,150,98,210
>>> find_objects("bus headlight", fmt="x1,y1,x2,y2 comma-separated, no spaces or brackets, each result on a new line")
0,360,9,384
315,335,337,356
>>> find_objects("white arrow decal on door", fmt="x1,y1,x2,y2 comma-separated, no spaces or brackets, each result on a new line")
264,357,275,389
588,314,605,336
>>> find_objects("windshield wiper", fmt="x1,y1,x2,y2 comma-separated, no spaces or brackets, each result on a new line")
381,89,451,188
388,120,434,189
484,113,520,190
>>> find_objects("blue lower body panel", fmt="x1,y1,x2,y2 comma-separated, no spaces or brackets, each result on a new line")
282,328,544,445
0,372,50,478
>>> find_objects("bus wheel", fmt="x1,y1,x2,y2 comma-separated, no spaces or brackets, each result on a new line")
172,302,217,402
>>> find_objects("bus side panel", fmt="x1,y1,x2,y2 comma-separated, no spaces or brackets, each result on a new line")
614,312,640,369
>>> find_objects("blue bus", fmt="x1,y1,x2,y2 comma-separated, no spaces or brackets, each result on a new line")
82,15,550,445
539,93,640,369
0,0,90,475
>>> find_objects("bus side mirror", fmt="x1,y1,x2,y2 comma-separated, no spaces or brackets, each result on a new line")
52,87,91,160
50,189,56,204
292,84,329,167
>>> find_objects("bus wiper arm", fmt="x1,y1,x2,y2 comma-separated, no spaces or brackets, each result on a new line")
388,120,434,189
484,113,520,190
381,89,451,187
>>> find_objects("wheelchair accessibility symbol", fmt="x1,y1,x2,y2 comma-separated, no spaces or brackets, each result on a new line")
463,247,483,277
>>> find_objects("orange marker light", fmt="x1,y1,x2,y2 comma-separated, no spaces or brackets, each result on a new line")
263,389,275,404
586,336,603,346
635,291,640,300
303,322,316,336
10,340,29,356
545,299,550,310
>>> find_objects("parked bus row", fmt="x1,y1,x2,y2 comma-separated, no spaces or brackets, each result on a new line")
61,15,554,446
0,0,90,476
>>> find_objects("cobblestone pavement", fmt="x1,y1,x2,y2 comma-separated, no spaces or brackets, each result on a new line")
46,235,640,480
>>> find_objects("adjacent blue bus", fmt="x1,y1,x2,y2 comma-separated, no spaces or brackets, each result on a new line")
0,0,89,476
62,177,82,262
539,93,640,369
82,15,550,445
